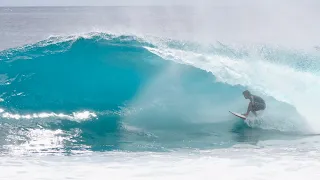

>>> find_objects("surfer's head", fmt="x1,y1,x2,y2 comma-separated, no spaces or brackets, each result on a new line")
243,90,251,99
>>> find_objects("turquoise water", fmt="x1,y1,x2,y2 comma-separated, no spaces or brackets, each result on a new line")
1,33,318,154
1,6,320,180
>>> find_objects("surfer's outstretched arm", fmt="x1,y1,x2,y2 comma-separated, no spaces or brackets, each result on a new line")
244,102,252,116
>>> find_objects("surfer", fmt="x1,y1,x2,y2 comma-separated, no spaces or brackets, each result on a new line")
242,90,266,117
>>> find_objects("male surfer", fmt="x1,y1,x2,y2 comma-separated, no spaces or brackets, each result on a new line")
242,90,266,117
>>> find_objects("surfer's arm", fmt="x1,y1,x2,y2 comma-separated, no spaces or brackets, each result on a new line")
243,97,254,116
244,98,258,117
243,102,251,116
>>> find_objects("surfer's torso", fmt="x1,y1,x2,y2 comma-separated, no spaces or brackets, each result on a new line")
251,95,266,111
251,95,265,104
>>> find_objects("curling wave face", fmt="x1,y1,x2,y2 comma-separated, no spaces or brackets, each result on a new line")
0,33,319,154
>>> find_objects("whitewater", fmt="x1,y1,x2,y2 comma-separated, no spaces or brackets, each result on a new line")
1,5,320,180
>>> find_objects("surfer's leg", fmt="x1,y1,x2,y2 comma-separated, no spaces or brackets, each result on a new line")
252,111,257,116
251,103,265,116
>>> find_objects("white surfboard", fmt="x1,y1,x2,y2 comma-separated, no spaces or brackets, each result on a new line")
229,111,246,120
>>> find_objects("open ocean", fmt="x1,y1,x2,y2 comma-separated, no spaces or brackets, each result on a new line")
1,5,320,180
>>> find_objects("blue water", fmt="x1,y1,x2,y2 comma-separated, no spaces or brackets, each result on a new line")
1,6,320,156
1,32,316,154
2,6,320,180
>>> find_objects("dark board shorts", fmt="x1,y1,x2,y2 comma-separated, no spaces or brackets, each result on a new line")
252,102,266,111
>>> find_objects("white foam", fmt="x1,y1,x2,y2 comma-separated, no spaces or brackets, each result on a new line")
1,148,320,180
145,46,320,133
73,111,97,120
0,110,96,122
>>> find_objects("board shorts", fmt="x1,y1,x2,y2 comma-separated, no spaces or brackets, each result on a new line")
252,102,266,111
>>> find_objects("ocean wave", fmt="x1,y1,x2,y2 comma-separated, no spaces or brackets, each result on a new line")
0,32,318,153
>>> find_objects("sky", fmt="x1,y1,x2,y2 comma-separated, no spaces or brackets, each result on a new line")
1,0,319,7
0,0,315,6
0,0,320,8
0,0,319,49
0,0,193,6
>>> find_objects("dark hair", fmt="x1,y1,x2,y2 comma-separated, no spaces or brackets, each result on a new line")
243,90,251,95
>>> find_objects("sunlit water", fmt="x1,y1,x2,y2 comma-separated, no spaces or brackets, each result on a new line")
1,6,320,180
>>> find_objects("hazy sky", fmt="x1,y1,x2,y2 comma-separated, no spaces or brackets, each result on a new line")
0,0,307,6
1,0,193,6
0,0,319,49
1,0,319,7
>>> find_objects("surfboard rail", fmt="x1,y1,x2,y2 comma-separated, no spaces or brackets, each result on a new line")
229,111,246,120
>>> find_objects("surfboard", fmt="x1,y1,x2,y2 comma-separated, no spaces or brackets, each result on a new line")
229,111,246,120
